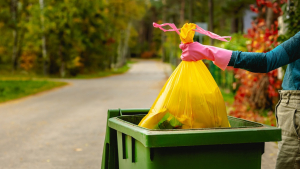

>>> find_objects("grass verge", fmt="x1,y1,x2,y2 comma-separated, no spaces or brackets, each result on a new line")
0,61,134,103
0,79,67,103
0,61,133,79
73,63,131,79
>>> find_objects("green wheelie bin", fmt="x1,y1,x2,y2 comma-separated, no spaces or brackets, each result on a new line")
101,108,281,169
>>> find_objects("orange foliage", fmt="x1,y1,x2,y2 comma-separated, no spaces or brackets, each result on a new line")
229,0,286,125
20,51,36,71
141,51,154,58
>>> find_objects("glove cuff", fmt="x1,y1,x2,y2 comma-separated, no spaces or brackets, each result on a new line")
212,48,232,70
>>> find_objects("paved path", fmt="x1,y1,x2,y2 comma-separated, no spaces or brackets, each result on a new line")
262,142,278,169
0,60,277,169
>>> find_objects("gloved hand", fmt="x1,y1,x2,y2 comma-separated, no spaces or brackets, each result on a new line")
180,42,232,70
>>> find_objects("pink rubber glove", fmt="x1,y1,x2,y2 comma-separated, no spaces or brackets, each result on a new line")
180,42,232,70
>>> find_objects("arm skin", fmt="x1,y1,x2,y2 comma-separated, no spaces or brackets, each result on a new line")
228,31,300,73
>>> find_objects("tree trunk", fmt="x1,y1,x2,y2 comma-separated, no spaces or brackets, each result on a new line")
117,32,122,68
161,0,166,62
16,29,25,66
121,21,132,66
220,15,225,31
177,0,186,66
59,44,65,78
12,30,18,70
60,61,65,78
240,15,244,33
189,0,192,22
138,20,145,56
231,16,239,33
11,0,18,71
180,0,185,27
250,75,270,109
39,0,48,76
208,0,214,45
266,6,274,29
148,7,157,47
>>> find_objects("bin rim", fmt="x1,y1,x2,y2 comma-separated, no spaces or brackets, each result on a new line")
108,113,282,148
116,115,265,131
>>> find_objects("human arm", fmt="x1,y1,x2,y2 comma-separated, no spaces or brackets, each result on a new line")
229,31,300,73
228,46,288,73
181,31,300,73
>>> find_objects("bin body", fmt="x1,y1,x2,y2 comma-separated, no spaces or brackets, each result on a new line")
117,131,263,169
102,109,281,169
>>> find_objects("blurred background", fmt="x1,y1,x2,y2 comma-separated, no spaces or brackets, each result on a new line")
1,0,298,124
1,0,299,168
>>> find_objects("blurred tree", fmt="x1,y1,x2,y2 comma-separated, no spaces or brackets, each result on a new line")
209,0,214,45
39,0,48,75
11,0,18,71
180,0,185,26
222,0,254,34
0,0,273,77
0,0,149,77
161,0,166,61
141,0,253,65
279,0,300,41
6,0,33,71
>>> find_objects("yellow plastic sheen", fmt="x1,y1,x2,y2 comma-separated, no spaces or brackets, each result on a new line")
138,23,230,129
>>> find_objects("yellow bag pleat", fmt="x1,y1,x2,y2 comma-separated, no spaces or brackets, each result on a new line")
138,60,230,129
138,23,230,129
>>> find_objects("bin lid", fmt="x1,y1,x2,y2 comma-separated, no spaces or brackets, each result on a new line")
108,114,281,148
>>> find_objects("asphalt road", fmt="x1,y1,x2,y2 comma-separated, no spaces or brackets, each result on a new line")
0,60,277,169
0,60,169,169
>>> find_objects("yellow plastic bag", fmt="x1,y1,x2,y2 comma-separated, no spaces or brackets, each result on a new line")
138,23,230,129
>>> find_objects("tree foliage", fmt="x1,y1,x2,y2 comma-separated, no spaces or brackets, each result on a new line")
278,0,300,41
0,0,279,77
0,0,148,77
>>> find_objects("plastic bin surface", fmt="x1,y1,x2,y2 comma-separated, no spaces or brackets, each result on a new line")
101,108,281,169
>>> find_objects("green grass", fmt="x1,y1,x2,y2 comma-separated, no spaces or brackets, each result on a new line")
0,65,130,79
0,60,133,79
220,88,235,104
0,61,133,102
0,79,67,103
73,64,130,79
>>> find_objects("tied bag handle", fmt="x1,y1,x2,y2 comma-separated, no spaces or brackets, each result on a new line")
194,25,231,42
153,22,181,35
153,22,231,42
